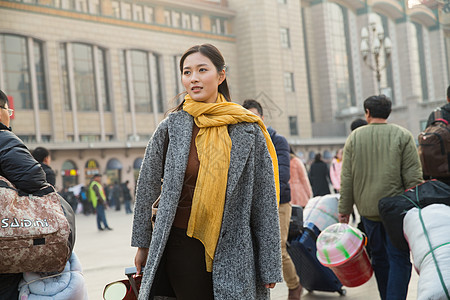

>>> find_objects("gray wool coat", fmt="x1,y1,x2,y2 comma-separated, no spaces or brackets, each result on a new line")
131,110,283,300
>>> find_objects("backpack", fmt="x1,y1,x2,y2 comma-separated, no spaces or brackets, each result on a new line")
418,108,450,178
0,176,71,273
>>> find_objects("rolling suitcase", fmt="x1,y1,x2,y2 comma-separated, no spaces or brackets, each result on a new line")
287,222,345,295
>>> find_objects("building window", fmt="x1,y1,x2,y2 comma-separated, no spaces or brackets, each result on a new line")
164,10,171,26
41,135,51,142
327,2,355,110
17,135,36,143
75,0,88,12
280,28,290,48
59,42,110,112
192,15,201,31
411,22,429,102
284,72,295,92
171,11,181,28
53,0,74,10
133,5,143,22
144,6,154,23
34,41,48,109
111,1,120,18
73,43,96,111
89,0,100,14
446,36,450,82
97,48,110,111
121,2,132,19
182,13,192,29
80,134,100,142
0,34,49,110
289,116,299,136
122,50,164,113
211,17,227,34
130,51,151,113
119,52,129,111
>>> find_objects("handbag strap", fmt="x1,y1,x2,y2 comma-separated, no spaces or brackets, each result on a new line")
0,178,54,197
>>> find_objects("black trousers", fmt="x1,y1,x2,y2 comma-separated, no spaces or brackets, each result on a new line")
0,273,21,300
152,227,214,300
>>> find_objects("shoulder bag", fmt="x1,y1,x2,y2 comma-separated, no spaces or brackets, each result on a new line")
0,176,71,273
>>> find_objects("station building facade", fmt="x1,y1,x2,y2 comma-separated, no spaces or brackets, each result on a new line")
0,0,448,189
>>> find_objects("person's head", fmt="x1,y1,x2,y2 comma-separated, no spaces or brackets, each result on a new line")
363,95,392,121
0,89,12,128
180,44,228,104
314,153,322,162
335,148,343,160
242,99,264,120
92,174,102,183
32,147,51,165
125,180,129,185
350,118,368,131
447,85,450,102
289,146,295,156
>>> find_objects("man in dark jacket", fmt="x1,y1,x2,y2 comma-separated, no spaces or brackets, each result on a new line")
32,146,56,186
0,89,48,299
426,85,450,127
243,100,301,300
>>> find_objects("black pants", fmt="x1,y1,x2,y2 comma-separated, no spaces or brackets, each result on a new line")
162,227,214,300
0,273,21,300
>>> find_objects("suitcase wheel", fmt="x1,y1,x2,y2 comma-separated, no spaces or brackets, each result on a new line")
338,288,346,296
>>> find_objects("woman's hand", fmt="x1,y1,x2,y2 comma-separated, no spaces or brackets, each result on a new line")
265,283,276,289
135,247,149,275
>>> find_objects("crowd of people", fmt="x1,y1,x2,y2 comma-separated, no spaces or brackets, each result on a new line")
0,43,448,300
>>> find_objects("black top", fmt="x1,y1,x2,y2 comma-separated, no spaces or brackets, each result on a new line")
0,122,47,193
41,163,56,186
309,160,331,196
267,126,291,204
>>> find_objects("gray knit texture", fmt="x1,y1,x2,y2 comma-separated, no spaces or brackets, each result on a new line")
131,110,282,300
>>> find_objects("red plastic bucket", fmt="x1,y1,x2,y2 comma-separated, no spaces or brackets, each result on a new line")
316,223,373,287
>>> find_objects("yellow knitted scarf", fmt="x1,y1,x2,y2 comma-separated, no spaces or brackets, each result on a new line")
183,93,280,272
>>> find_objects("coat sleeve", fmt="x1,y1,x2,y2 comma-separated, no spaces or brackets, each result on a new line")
400,133,424,190
0,139,46,194
131,119,169,248
250,126,283,285
339,136,354,215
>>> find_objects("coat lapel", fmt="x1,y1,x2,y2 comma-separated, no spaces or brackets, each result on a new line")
226,124,255,199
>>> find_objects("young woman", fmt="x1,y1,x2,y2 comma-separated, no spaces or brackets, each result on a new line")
131,44,282,300
289,147,312,208
330,148,343,193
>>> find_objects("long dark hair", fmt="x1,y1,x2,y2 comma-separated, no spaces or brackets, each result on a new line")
170,44,231,112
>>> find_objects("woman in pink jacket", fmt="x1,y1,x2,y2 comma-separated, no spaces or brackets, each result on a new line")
289,148,312,207
330,148,343,193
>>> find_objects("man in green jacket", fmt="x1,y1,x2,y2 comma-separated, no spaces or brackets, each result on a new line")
338,95,423,300
89,174,112,231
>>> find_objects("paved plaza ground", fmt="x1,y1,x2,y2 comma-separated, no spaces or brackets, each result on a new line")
74,209,419,299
